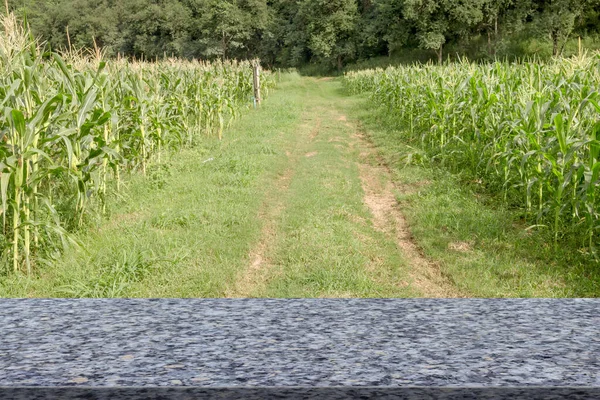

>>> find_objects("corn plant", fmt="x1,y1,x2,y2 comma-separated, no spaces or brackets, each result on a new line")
344,53,600,255
0,13,274,274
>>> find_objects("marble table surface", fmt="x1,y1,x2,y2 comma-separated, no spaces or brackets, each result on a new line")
1,298,599,399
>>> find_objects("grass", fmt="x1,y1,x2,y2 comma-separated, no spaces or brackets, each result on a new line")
1,74,598,298
347,93,600,297
0,73,300,297
0,74,416,297
254,88,416,297
344,56,600,253
0,13,272,274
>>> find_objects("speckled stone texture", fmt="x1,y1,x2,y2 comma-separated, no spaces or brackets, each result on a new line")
1,299,599,399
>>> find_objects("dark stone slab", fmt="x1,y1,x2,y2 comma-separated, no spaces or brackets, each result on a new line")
2,387,600,400
1,299,599,399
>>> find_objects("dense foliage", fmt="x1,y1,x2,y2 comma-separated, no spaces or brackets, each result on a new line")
0,13,273,274
343,53,600,254
9,0,600,69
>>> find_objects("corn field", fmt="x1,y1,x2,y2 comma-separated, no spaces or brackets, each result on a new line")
0,14,273,274
344,54,600,254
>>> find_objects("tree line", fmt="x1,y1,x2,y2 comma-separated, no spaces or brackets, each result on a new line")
10,0,600,69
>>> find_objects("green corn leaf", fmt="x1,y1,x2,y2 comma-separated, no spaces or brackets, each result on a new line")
0,171,10,228
77,88,97,129
52,53,75,87
10,109,26,137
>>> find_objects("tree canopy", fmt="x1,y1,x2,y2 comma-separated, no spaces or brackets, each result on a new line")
9,0,600,68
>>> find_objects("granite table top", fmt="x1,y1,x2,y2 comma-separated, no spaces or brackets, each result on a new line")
1,298,599,399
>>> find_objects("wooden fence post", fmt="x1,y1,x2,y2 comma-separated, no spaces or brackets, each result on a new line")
252,61,261,107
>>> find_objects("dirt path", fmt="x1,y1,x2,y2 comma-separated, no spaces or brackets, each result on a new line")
226,115,319,297
225,168,293,297
19,75,574,298
226,78,460,298
354,129,461,298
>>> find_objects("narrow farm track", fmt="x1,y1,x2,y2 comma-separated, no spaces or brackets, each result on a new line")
224,77,458,298
224,166,294,298
3,75,459,298
225,113,312,297
355,132,461,298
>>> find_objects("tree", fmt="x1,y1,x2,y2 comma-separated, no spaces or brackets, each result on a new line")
8,0,600,66
11,0,120,53
255,0,296,66
184,0,269,60
481,0,509,56
403,0,484,64
534,0,592,56
294,0,358,69
477,0,534,57
366,0,411,57
118,0,191,58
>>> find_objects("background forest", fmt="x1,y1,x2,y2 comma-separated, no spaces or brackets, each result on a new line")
8,0,600,70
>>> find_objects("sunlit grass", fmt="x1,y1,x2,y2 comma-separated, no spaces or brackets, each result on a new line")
0,12,274,274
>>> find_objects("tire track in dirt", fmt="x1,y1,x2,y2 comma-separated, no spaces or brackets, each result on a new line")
309,118,322,141
225,168,294,297
226,115,321,297
349,119,461,298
